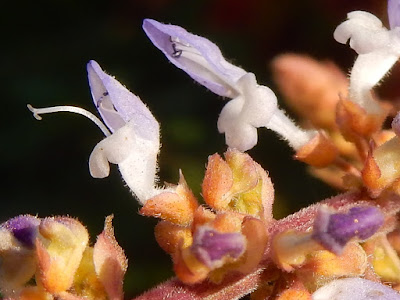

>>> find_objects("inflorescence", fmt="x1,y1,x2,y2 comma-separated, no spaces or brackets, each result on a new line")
4,1,400,299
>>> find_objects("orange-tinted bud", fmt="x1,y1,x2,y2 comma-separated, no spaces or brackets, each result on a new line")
295,132,338,167
140,171,198,225
362,137,400,197
363,233,400,283
36,217,89,293
72,247,107,300
272,54,348,129
173,244,210,284
297,242,367,291
275,276,312,300
19,286,52,300
192,206,217,229
237,217,268,274
202,149,274,221
336,98,387,141
272,230,323,272
93,215,127,300
154,221,192,255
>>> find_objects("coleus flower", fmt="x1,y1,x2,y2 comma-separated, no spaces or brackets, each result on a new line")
28,60,161,204
334,0,400,115
332,0,400,143
24,2,400,298
142,19,318,153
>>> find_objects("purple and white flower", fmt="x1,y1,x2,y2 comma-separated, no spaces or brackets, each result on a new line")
28,61,161,204
334,2,400,113
143,19,315,151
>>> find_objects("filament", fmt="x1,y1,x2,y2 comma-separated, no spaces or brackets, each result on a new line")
27,104,111,137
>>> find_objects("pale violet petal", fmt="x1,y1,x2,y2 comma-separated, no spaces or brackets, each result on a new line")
388,0,400,30
142,19,247,98
87,60,159,142
312,277,400,300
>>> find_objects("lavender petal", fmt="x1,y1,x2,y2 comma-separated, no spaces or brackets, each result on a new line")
87,60,159,141
2,215,40,248
388,0,400,30
142,19,247,98
191,226,246,269
312,206,384,254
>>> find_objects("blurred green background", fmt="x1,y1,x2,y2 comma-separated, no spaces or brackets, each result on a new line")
2,0,389,297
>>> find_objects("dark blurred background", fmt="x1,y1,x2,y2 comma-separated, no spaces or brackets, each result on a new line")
1,0,392,297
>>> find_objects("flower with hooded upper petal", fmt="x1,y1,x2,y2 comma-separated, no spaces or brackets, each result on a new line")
28,60,162,204
87,60,162,203
143,19,316,151
334,2,400,114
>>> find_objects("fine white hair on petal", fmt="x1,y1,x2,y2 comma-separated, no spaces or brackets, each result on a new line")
217,73,278,151
217,73,314,151
87,60,161,204
89,115,160,204
87,60,159,142
312,277,400,300
334,11,384,54
145,20,315,152
333,10,400,113
89,123,137,178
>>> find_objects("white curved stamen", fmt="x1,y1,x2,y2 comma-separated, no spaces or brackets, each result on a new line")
27,104,111,137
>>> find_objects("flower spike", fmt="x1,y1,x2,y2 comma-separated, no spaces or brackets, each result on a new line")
143,19,316,151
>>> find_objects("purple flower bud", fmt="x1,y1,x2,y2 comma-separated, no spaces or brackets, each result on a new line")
2,215,40,248
191,226,246,269
312,206,384,255
388,0,400,30
87,60,159,139
142,19,247,98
